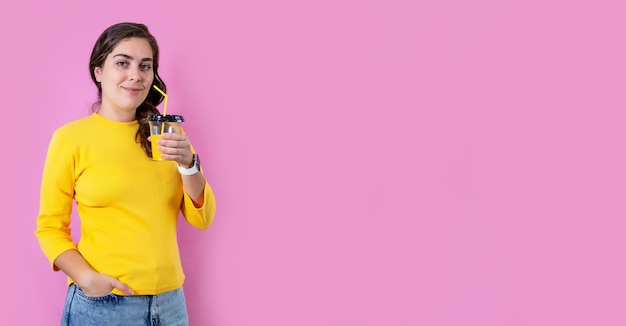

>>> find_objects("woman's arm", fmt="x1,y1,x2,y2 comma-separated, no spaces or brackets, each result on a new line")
181,170,207,207
157,132,208,206
156,131,216,228
36,130,134,296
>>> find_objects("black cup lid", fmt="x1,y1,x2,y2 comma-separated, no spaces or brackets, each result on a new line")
148,114,184,122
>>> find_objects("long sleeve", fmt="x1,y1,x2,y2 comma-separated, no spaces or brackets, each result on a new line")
35,130,78,271
181,179,216,230
179,137,217,230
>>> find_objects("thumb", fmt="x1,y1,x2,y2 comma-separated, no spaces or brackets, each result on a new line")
109,278,134,295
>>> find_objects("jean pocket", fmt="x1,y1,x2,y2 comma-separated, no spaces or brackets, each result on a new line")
74,285,116,301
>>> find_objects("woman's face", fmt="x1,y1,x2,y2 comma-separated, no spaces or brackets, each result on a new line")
94,37,155,118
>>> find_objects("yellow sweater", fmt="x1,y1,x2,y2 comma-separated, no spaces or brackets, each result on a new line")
35,113,216,295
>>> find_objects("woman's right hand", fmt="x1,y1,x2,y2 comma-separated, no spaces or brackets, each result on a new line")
79,272,134,296
53,250,135,296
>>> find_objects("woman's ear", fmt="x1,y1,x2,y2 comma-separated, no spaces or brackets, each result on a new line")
94,67,102,82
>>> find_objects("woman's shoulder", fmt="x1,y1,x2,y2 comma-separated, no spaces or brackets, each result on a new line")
54,113,99,136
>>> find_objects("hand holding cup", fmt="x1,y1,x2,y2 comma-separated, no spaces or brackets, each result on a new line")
155,132,194,167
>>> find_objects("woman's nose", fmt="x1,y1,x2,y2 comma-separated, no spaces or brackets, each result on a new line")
128,67,142,81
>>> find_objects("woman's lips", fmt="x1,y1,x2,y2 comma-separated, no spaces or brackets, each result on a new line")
122,86,143,94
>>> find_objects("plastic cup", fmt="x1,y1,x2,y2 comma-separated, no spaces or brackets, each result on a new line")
148,114,185,160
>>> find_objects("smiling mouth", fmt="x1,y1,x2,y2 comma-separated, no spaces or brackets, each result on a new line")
122,86,144,92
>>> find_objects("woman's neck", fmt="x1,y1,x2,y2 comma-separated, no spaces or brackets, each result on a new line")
96,105,136,122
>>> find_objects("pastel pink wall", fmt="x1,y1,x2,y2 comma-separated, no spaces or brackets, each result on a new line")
3,0,626,325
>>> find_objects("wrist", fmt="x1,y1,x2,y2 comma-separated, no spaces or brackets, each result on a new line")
178,153,200,175
182,156,194,168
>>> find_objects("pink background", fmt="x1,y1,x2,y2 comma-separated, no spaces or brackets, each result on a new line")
2,0,626,325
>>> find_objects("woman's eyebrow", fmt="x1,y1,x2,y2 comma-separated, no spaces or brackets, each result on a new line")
112,53,153,61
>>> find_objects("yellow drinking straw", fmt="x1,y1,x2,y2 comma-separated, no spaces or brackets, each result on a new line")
152,85,168,116
152,85,168,138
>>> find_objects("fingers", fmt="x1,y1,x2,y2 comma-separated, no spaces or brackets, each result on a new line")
158,150,194,166
157,135,191,151
156,133,193,165
160,132,188,141
157,144,192,157
81,273,134,296
109,277,134,295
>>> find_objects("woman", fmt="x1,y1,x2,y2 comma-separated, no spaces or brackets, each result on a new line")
35,22,216,325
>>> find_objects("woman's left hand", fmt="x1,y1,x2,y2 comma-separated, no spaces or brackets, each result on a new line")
157,132,194,167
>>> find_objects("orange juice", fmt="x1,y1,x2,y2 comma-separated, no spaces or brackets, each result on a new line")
151,134,164,160
148,114,184,161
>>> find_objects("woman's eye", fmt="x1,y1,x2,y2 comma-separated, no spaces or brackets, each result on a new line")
141,64,152,71
116,61,127,67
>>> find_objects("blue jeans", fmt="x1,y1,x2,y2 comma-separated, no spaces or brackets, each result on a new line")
61,284,189,326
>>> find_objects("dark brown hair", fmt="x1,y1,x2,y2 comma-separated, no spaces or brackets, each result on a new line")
89,22,166,158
